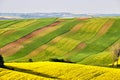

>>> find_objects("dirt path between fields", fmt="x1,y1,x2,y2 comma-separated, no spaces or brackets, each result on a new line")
1,21,62,56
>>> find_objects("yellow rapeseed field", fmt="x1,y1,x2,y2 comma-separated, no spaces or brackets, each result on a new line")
0,62,119,80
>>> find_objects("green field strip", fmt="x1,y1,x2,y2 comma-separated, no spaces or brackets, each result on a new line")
79,37,118,66
0,18,56,47
0,20,14,26
0,20,24,34
0,19,36,46
0,19,34,35
83,38,120,66
79,51,112,66
5,19,80,61
69,19,120,63
0,20,7,25
0,20,24,29
0,19,36,34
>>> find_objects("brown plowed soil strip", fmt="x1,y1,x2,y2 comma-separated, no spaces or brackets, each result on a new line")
70,23,84,32
77,18,90,20
74,42,87,51
97,19,115,36
1,21,62,56
24,44,50,58
64,42,87,57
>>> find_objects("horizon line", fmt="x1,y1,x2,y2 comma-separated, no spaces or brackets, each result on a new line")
0,12,120,14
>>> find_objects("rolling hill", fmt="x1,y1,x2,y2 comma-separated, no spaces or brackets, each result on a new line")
0,17,120,66
0,62,119,80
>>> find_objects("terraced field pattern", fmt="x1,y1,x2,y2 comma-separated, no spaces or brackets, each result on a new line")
0,17,120,80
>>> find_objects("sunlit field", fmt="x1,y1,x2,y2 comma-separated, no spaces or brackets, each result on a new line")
0,62,119,80
0,17,120,80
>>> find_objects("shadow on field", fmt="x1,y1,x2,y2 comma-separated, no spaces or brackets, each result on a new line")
108,64,120,69
116,64,120,67
113,64,120,68
4,66,60,79
49,58,75,63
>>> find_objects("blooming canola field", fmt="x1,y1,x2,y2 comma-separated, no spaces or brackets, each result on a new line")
0,62,119,80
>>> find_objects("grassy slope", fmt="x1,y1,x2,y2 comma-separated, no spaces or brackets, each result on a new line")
1,18,120,67
1,62,120,80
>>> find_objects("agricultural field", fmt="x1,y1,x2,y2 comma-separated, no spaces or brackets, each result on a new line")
0,17,120,79
0,62,120,80
0,17,120,66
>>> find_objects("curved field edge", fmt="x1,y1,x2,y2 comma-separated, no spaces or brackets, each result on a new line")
3,62,120,80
